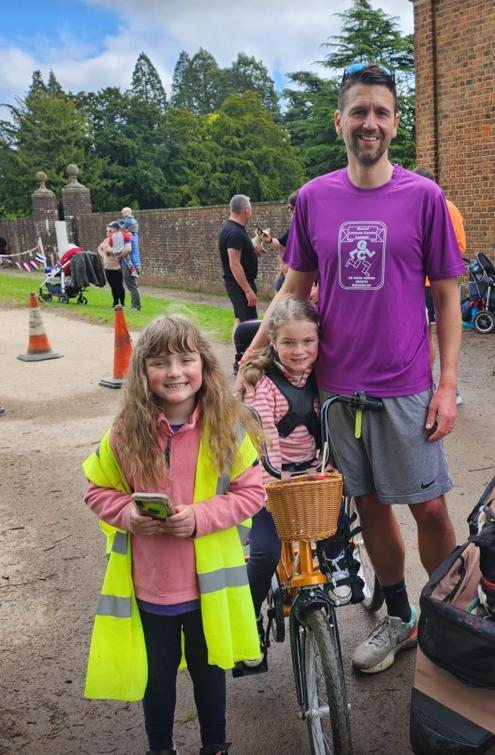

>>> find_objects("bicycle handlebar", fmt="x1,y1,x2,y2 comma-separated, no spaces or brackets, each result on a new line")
247,391,383,480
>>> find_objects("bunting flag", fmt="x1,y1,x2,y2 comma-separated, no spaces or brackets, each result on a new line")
0,238,47,271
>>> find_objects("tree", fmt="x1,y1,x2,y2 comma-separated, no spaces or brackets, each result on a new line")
283,72,346,179
131,52,167,110
0,71,90,216
170,51,191,105
226,53,280,117
322,0,414,73
169,48,225,115
158,107,217,207
203,92,304,205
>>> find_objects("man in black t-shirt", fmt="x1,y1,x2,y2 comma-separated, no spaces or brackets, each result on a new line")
218,194,259,371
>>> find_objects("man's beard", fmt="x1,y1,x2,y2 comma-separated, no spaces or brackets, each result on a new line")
349,136,388,165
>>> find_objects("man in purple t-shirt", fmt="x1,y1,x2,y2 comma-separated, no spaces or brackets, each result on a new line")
239,63,464,675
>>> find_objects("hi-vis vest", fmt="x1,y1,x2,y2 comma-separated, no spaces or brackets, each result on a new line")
82,425,260,701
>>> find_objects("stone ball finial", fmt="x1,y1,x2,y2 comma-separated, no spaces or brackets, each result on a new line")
35,170,47,188
65,163,84,188
66,163,79,179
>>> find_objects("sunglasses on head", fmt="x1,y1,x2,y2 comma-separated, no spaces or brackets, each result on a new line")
340,62,395,88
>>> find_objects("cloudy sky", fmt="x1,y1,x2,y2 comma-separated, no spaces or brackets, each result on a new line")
0,0,413,112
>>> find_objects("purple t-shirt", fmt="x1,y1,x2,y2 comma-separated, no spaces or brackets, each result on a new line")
285,165,465,397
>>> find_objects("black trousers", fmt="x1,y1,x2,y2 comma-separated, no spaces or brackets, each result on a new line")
233,320,262,363
140,608,226,750
105,268,125,306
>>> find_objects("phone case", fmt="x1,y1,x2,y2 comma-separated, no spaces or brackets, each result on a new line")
132,494,174,520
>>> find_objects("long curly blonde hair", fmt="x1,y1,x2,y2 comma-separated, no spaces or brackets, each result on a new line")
114,315,263,488
241,295,319,387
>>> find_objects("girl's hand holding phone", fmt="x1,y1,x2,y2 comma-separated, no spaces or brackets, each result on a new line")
129,504,167,536
160,505,196,538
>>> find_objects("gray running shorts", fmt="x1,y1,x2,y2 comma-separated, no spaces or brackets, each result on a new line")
319,388,453,505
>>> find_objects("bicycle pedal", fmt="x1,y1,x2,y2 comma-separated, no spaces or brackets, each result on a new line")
232,657,268,677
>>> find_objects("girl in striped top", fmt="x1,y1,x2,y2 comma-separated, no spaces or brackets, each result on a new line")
237,296,351,672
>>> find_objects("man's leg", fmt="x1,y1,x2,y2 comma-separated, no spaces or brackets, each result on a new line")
352,493,417,674
224,279,257,372
122,263,141,310
408,495,456,575
355,493,405,586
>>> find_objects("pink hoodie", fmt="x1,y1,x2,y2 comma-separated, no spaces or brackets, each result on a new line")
85,407,265,604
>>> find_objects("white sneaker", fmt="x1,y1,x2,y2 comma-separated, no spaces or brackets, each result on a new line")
352,606,418,674
241,616,265,667
456,394,464,406
326,549,352,605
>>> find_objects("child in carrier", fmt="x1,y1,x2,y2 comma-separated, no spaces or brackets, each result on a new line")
237,295,351,672
83,315,266,755
109,220,139,277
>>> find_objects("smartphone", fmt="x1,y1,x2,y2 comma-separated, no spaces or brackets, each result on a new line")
132,492,175,520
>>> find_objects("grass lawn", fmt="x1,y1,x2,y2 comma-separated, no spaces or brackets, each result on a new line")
0,270,233,342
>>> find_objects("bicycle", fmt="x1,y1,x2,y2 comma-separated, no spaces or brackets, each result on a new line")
255,391,385,755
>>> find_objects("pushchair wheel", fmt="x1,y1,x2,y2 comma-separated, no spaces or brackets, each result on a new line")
77,295,88,305
58,294,69,304
473,309,495,334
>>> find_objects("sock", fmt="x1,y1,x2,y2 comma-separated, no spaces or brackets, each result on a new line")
383,580,411,622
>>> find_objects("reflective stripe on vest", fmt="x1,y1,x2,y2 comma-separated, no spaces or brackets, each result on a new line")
198,564,249,594
237,523,250,545
97,594,131,618
112,531,127,555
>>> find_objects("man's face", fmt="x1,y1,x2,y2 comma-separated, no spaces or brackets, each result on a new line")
335,84,399,167
244,204,252,223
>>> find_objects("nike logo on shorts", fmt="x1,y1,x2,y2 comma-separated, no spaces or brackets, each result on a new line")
421,478,437,489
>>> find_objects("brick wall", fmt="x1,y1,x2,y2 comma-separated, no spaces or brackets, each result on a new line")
74,202,290,298
0,218,37,257
412,0,494,254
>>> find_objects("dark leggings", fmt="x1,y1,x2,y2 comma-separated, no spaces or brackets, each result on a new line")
247,507,281,617
140,608,226,750
105,268,125,306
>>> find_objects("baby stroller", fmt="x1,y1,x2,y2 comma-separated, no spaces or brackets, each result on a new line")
39,249,105,305
461,252,495,334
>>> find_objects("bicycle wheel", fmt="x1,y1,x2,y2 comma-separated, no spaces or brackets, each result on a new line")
302,607,352,755
348,499,384,612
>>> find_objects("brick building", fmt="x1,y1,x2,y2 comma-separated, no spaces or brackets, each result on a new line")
411,0,494,254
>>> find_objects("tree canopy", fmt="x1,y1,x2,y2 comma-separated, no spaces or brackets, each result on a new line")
0,2,416,216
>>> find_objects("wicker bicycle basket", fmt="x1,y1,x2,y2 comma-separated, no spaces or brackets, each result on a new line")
265,471,343,542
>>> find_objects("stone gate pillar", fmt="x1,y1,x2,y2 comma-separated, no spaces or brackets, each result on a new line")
61,164,92,244
31,171,59,262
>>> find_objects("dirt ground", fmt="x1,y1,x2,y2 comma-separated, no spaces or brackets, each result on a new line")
1,294,494,755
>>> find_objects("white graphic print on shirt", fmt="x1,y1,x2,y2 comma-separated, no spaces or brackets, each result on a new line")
338,221,386,290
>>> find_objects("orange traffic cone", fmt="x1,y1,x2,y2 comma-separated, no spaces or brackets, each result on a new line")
99,305,133,388
17,292,63,362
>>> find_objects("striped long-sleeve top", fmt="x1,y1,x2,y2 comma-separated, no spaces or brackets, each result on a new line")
245,365,319,484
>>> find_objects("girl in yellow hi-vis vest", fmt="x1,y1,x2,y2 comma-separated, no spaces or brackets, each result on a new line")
84,315,265,755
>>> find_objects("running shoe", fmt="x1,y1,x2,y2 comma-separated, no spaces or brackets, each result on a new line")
352,605,418,674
